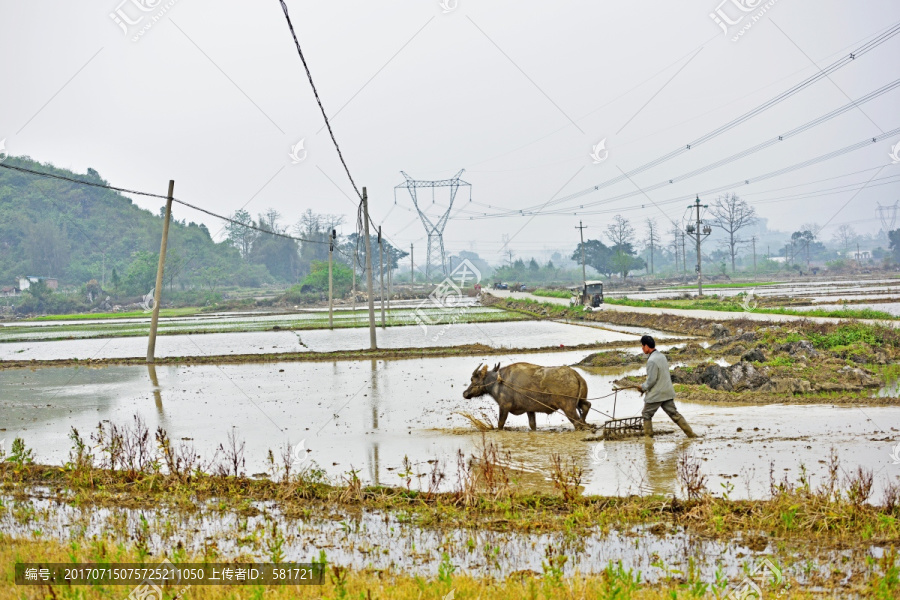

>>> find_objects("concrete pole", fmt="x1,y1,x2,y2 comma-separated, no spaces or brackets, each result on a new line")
378,227,385,328
410,243,414,285
362,188,377,349
695,197,703,296
328,229,334,330
576,221,587,303
147,180,174,364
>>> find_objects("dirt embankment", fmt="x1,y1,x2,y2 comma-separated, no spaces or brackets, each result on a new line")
481,293,770,336
576,318,900,405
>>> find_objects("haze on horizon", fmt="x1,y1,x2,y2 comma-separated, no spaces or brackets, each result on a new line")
1,0,899,265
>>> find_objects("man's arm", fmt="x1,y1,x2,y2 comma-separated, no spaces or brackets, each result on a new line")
641,357,658,393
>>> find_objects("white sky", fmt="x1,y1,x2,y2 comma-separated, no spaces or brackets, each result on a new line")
1,0,899,264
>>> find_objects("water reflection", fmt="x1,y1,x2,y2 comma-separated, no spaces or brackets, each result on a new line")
147,364,163,416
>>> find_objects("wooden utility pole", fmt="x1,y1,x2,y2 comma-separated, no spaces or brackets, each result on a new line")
362,188,377,349
328,228,336,329
147,180,174,364
378,227,385,329
857,242,861,266
576,221,587,294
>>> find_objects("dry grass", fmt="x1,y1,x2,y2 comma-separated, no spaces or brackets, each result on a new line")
454,410,496,431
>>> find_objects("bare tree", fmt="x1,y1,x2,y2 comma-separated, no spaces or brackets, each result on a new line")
606,215,635,248
669,225,681,273
708,194,756,272
832,224,857,253
225,209,256,258
644,218,659,275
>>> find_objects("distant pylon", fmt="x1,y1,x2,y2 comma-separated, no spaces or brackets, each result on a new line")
876,201,899,234
395,169,471,282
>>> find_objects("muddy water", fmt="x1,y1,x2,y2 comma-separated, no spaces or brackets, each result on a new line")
0,495,880,584
0,320,637,361
1,351,896,501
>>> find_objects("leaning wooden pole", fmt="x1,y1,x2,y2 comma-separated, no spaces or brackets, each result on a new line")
147,180,174,364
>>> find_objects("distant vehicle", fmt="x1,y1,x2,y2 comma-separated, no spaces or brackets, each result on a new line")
493,282,509,290
569,281,604,307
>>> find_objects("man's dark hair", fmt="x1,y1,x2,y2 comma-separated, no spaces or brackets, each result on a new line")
640,335,656,348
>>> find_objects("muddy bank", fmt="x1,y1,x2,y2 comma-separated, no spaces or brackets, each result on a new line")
483,293,773,336
0,338,697,371
576,316,900,405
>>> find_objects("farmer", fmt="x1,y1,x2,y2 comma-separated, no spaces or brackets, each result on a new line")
639,335,697,438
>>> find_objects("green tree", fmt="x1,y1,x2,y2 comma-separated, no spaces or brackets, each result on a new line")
888,230,900,263
572,239,615,278
299,260,354,296
122,251,159,295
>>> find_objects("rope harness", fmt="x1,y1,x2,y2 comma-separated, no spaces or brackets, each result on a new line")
492,375,641,422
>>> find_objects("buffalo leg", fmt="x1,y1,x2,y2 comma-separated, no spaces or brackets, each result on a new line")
497,407,509,430
562,406,589,430
578,399,591,421
527,412,537,431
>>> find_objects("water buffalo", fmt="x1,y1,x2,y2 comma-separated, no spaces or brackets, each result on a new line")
462,362,591,430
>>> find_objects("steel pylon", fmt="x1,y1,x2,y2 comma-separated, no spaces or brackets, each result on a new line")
395,169,471,282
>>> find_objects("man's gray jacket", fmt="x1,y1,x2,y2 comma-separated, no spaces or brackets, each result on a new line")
641,350,676,404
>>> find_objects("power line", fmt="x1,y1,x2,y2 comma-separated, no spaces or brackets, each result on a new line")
0,161,332,245
457,125,900,219
466,21,900,219
277,0,362,201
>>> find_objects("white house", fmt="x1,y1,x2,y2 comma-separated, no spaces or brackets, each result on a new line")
18,276,59,291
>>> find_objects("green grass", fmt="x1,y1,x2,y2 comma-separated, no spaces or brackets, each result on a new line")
27,307,202,321
0,307,527,343
604,296,897,320
532,288,574,299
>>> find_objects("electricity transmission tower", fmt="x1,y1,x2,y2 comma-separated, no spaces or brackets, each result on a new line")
876,201,899,234
395,169,471,282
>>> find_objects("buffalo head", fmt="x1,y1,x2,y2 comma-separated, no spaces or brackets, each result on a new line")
462,363,500,399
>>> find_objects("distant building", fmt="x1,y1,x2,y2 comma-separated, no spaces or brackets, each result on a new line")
0,286,17,297
18,276,58,291
769,256,787,264
853,250,872,261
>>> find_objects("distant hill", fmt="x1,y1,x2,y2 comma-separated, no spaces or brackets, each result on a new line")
0,156,268,295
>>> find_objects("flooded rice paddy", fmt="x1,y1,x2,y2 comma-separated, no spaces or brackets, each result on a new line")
0,494,883,582
0,320,647,361
1,350,896,501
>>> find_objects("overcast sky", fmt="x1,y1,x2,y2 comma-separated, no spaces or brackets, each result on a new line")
1,0,899,263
